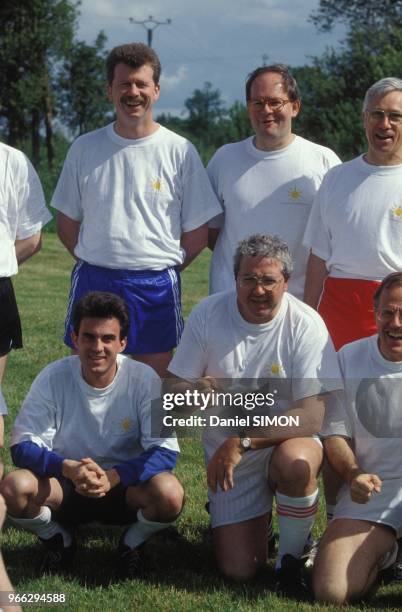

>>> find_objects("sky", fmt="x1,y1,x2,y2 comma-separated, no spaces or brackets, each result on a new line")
77,0,344,116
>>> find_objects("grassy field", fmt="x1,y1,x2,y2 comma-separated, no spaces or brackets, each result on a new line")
2,234,401,611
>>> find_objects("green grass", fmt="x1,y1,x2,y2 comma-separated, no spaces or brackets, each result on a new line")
1,235,401,611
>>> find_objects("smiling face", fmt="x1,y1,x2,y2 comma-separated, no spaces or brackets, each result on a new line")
72,316,127,388
108,62,160,138
236,255,288,324
247,72,300,151
376,284,402,362
364,90,402,166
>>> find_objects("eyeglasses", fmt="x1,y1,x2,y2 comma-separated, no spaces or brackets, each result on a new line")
376,307,402,322
237,275,284,290
366,109,402,125
248,98,290,113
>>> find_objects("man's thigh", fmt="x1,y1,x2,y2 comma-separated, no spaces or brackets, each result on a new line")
213,513,269,579
1,469,64,515
313,518,395,600
208,447,273,529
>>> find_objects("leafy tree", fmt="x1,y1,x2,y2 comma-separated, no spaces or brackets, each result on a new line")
294,26,402,159
310,0,402,32
58,31,111,136
184,82,227,143
0,0,78,167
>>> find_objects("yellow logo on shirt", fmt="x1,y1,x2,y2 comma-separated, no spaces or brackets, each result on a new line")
289,187,302,201
121,418,133,432
391,204,402,219
270,363,283,375
152,178,162,191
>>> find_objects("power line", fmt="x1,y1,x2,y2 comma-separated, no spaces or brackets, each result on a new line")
129,15,171,47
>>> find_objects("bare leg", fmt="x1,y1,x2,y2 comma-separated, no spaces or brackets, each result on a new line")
131,350,174,378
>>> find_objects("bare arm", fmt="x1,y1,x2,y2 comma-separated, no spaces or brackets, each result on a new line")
303,252,328,309
0,495,22,612
15,232,42,265
208,227,220,251
180,224,208,270
56,211,81,259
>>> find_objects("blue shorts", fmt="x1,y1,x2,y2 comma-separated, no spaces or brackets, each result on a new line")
64,261,184,354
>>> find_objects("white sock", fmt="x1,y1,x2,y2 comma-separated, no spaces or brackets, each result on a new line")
275,489,319,569
8,506,72,546
123,509,173,549
326,504,335,523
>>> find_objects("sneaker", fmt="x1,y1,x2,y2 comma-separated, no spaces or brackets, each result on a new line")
118,536,146,579
301,537,320,570
379,539,401,584
40,533,76,573
274,554,310,598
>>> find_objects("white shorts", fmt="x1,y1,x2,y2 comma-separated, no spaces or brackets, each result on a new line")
334,478,402,535
208,447,274,528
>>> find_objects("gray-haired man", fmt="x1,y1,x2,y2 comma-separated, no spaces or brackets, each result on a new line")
167,233,340,594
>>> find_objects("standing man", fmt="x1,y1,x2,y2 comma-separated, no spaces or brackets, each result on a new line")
313,272,402,604
0,142,51,382
208,64,340,299
52,43,221,377
304,77,402,351
167,234,340,594
1,292,184,576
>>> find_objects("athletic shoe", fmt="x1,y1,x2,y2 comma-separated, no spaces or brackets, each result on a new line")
40,533,76,573
274,554,310,598
378,539,401,584
301,537,320,570
118,536,146,579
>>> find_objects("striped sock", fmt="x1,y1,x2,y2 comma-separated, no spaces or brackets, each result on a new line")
275,489,319,569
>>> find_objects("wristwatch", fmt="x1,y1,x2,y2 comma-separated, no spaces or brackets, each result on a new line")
239,435,252,452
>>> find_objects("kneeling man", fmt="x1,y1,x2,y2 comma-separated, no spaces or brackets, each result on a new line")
167,234,339,592
313,271,402,603
1,292,184,575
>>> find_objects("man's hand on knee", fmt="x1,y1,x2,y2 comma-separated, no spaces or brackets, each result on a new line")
207,437,244,493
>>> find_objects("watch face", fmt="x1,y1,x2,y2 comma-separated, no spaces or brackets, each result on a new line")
241,437,251,450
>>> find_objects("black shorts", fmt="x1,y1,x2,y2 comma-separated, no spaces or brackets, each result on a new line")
0,278,23,356
52,479,138,527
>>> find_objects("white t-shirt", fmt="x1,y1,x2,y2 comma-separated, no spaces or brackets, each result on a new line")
169,290,340,452
322,335,402,480
51,124,222,270
0,388,8,416
0,143,51,277
12,354,179,468
304,155,402,280
207,135,340,297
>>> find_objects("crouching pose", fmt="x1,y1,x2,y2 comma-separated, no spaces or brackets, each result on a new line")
313,272,402,603
1,292,184,576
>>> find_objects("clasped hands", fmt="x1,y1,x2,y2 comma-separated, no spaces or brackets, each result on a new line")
62,458,120,498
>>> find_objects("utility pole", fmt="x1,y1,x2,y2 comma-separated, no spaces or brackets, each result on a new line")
262,53,269,66
129,15,171,47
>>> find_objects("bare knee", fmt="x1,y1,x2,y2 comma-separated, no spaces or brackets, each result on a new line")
0,470,38,516
217,556,259,582
140,474,185,520
313,574,348,605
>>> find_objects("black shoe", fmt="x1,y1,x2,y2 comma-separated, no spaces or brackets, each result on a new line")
274,554,310,599
118,536,146,579
40,533,76,573
379,538,402,584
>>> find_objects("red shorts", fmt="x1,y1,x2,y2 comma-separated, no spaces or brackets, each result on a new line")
318,277,379,351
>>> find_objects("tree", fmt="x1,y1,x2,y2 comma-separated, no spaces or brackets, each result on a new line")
310,0,402,32
0,0,78,167
58,32,111,136
184,82,227,143
294,26,402,159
